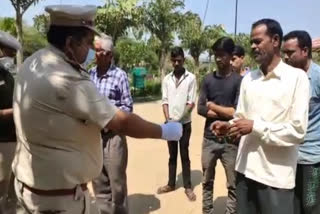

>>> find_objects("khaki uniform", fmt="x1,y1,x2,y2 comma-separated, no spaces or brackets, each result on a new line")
12,45,117,213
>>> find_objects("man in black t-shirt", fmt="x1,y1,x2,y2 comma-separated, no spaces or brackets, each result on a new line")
0,30,21,213
197,37,242,214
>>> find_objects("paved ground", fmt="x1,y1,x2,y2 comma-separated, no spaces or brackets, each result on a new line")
127,101,228,214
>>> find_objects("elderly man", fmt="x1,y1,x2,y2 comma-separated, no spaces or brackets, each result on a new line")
283,30,320,214
0,30,21,213
12,5,182,214
89,35,133,214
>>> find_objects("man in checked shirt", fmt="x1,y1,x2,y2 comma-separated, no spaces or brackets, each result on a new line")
89,34,133,214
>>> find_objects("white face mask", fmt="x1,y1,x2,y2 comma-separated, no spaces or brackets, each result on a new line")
65,39,90,72
0,57,16,73
82,48,95,68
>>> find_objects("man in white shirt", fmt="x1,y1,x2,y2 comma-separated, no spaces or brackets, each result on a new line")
212,19,310,214
157,47,197,201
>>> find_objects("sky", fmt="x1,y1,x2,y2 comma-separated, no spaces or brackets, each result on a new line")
1,0,320,38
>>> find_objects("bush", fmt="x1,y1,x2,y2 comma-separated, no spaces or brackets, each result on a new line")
145,80,161,95
131,79,161,97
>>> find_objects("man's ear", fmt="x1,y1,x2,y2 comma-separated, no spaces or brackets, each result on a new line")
65,36,74,50
0,48,4,57
302,47,309,58
272,34,281,48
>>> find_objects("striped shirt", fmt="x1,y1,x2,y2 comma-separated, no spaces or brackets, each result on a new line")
89,65,133,112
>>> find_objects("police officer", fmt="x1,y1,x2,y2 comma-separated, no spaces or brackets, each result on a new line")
12,5,182,214
0,30,21,213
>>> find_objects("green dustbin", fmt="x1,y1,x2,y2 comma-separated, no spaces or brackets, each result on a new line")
132,67,147,89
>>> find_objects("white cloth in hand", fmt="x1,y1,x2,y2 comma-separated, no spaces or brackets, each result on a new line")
161,122,183,141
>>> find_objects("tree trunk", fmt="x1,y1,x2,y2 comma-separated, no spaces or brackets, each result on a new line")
194,56,200,86
159,48,166,81
208,53,212,73
16,12,23,66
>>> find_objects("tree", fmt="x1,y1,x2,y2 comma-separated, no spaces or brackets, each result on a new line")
115,37,159,73
33,14,50,35
179,12,209,81
9,0,43,65
142,0,184,80
23,26,47,58
147,35,162,61
95,0,142,42
234,33,258,69
0,17,17,36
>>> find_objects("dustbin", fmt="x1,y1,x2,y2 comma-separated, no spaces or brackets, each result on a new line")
132,67,147,90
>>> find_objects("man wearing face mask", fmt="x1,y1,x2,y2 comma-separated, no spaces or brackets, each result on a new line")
12,5,182,214
89,34,133,214
0,30,21,213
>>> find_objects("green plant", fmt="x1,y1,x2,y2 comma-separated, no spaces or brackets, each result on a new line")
132,79,161,97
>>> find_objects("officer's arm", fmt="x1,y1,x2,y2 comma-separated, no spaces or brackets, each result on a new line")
0,108,13,119
106,110,162,139
66,81,172,140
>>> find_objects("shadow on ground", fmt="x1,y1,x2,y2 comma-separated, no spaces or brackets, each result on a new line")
128,193,161,214
176,169,202,190
213,196,227,214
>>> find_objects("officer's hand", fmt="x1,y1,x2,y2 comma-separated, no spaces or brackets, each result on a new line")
161,122,183,141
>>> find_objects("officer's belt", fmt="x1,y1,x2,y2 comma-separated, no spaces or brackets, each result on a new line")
22,182,88,196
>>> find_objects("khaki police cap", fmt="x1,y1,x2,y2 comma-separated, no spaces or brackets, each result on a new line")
45,5,100,35
0,30,21,51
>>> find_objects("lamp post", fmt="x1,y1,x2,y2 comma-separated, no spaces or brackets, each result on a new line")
234,0,238,39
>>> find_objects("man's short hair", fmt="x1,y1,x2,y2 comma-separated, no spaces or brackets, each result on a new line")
47,25,91,49
211,37,235,55
171,46,184,58
252,18,283,47
233,45,245,57
283,30,312,58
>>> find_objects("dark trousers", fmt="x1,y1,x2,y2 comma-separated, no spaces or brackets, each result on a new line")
237,173,294,214
92,132,128,214
294,163,320,214
201,138,238,214
167,122,192,189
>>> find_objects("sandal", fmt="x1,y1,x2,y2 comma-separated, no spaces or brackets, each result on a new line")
157,185,175,194
185,188,196,201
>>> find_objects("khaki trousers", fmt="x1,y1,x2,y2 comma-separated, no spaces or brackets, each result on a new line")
14,179,100,214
